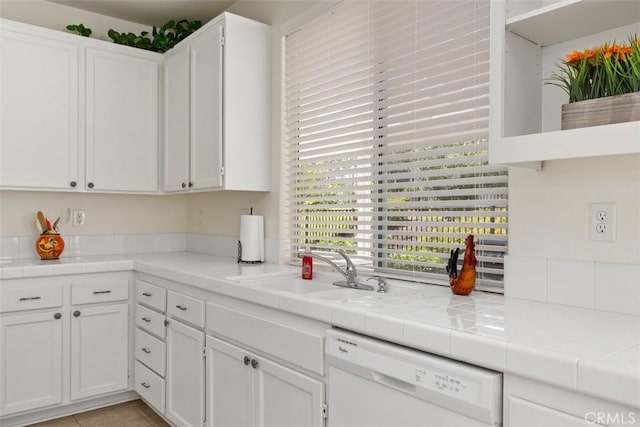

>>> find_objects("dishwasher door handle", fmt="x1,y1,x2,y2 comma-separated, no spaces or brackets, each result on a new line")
371,371,416,394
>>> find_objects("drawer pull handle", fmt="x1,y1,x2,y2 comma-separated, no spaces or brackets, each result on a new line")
142,292,152,297
19,296,42,301
141,382,150,389
251,358,259,369
73,310,81,317
141,348,151,354
243,356,250,366
93,290,112,295
141,317,151,323
176,305,187,311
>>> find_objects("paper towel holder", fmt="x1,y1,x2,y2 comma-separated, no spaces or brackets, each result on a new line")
237,241,264,264
238,208,265,264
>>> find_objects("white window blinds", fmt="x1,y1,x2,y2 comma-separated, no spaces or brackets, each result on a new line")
284,0,508,290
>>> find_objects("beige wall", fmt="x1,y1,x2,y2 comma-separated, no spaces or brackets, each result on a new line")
508,154,640,264
0,0,150,40
0,191,188,235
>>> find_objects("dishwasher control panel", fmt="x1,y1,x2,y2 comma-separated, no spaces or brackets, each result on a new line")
431,372,478,401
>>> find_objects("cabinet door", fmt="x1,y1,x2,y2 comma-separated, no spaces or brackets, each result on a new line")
70,303,129,400
255,356,324,427
206,335,253,427
166,319,204,427
0,29,80,190
86,47,159,192
190,22,224,190
507,397,604,427
0,311,63,415
163,45,190,192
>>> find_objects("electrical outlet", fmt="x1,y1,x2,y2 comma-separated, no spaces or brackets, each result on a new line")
72,209,86,227
590,203,616,242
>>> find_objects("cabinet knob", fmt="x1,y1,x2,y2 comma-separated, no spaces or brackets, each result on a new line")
142,292,152,297
251,358,258,369
188,182,193,188
70,181,77,188
73,310,81,317
243,356,250,366
54,312,62,319
181,182,187,188
88,182,94,189
140,382,150,389
141,348,151,354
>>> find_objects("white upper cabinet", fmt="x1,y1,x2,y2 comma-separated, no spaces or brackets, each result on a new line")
162,13,271,193
189,20,224,191
0,20,161,193
1,13,269,194
489,0,640,168
86,46,160,192
162,45,191,192
0,23,80,190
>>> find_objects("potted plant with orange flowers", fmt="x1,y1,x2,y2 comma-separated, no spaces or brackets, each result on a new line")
547,35,640,130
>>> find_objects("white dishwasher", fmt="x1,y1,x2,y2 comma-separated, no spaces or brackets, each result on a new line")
326,329,502,427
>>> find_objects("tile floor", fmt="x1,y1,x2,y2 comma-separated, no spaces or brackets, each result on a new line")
29,400,169,427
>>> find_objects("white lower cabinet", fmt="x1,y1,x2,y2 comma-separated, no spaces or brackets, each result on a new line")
206,335,324,427
165,318,205,427
504,374,638,427
70,303,129,400
507,396,602,427
0,273,131,424
135,361,166,413
0,310,63,415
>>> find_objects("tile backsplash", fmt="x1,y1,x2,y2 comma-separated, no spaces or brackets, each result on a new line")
505,255,640,315
0,233,187,260
0,233,280,264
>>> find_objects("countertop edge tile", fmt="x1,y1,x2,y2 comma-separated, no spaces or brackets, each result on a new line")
577,359,640,409
450,330,507,371
507,342,578,390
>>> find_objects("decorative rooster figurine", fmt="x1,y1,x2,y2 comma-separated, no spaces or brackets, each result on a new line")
446,234,477,295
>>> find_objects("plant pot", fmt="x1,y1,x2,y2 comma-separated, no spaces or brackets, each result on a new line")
35,233,65,260
561,91,640,130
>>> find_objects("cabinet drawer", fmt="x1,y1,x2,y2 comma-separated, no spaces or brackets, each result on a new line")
134,361,165,413
206,302,324,375
167,291,204,328
136,280,166,312
135,328,166,377
135,304,165,339
71,279,129,305
0,282,62,313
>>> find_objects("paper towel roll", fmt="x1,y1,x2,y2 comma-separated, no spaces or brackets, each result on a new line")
239,215,264,262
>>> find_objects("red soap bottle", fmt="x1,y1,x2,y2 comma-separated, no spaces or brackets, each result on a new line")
302,248,313,280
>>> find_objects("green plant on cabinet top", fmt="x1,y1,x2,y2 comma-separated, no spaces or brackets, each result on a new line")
66,24,92,37
66,19,202,53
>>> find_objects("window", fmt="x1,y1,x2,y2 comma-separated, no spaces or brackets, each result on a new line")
283,0,508,290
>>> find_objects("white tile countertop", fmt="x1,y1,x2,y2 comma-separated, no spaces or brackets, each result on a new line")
1,252,639,409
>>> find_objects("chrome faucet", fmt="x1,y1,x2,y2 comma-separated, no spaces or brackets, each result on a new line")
310,250,380,291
